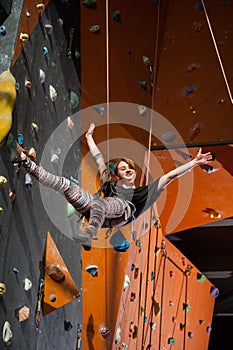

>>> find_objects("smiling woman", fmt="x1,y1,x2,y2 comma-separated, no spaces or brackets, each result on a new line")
18,123,212,248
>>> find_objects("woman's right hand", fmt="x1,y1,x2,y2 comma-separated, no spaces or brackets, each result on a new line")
85,123,95,139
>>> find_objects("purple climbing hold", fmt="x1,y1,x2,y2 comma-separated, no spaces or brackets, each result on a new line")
185,85,197,95
210,286,219,298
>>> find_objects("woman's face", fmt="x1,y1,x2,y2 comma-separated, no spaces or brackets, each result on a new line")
116,161,136,184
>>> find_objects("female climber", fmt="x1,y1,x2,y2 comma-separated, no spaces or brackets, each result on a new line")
19,123,213,246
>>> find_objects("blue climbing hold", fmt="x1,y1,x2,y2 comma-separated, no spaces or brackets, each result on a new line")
0,25,6,36
112,10,121,21
185,85,197,95
17,134,24,145
114,239,130,252
139,81,147,89
43,47,48,56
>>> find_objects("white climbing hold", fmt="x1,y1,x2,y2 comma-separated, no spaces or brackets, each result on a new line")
24,278,32,291
138,105,146,115
67,116,74,129
114,326,121,344
143,56,150,66
90,25,100,33
39,69,46,84
123,274,130,291
24,173,33,187
2,321,13,345
49,85,57,102
31,122,39,133
50,153,59,163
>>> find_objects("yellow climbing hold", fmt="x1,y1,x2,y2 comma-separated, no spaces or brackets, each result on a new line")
0,207,3,215
0,71,16,146
0,176,7,187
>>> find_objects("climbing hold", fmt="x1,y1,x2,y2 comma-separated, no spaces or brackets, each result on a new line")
26,11,31,18
138,105,146,115
0,71,16,146
13,267,19,273
0,25,6,36
0,207,3,215
183,303,191,312
130,292,136,301
197,272,206,283
188,331,193,339
20,33,29,42
90,25,101,33
112,10,121,21
64,321,73,331
162,131,176,143
189,122,202,141
181,257,186,266
31,122,39,133
69,176,79,185
43,46,48,56
185,85,196,95
172,316,177,323
57,18,63,26
151,271,155,281
206,326,212,333
50,153,59,163
131,264,135,271
168,337,176,345
143,56,150,66
37,3,45,13
9,191,16,201
50,294,56,302
49,85,57,102
15,306,30,322
150,322,156,330
100,327,110,338
169,301,174,306
0,175,7,187
24,278,32,291
45,24,53,35
67,203,76,218
0,282,6,296
123,274,130,290
75,50,81,59
82,0,96,7
139,81,147,89
85,265,98,277
187,62,200,72
17,133,24,145
69,90,79,109
169,270,175,278
47,264,65,282
134,267,139,279
114,326,121,344
114,238,130,252
24,173,33,187
24,80,32,89
39,69,46,84
94,105,105,116
2,321,13,345
199,319,204,325
152,299,161,316
180,323,185,331
192,21,203,32
210,286,219,298
67,116,74,129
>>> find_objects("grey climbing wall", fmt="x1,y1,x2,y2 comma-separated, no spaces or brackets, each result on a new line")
0,0,84,349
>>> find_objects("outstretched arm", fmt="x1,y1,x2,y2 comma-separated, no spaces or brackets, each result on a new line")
85,123,111,185
157,148,212,191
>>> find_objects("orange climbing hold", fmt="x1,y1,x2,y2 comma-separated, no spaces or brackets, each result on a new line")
43,232,79,315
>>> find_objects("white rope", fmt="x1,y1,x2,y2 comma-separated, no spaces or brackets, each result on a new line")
201,0,233,104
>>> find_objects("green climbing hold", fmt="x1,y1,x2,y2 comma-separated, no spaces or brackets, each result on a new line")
67,203,76,217
197,272,206,283
82,0,96,7
69,90,79,109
